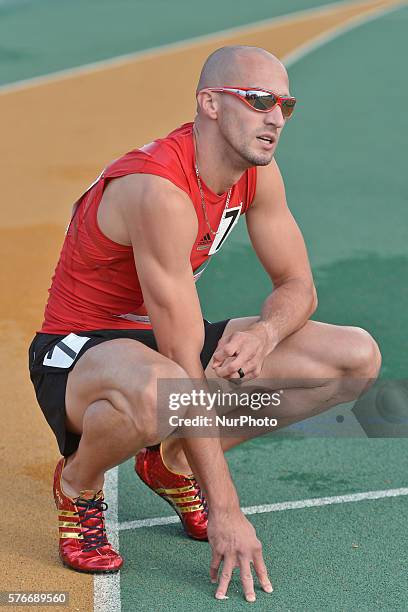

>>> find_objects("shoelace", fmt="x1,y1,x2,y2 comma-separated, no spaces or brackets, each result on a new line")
75,495,109,551
188,477,208,516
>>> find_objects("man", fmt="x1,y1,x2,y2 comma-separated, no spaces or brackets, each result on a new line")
28,46,381,602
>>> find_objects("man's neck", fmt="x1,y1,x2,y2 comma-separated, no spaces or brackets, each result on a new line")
193,121,247,195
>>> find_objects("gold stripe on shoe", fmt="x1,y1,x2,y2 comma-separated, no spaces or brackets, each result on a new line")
155,485,194,494
58,510,78,517
170,495,198,503
58,520,80,528
59,531,84,539
177,503,204,514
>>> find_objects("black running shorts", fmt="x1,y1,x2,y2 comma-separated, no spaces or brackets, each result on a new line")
28,319,229,457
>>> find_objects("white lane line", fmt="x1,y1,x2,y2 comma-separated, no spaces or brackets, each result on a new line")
120,515,180,531
0,0,379,94
94,467,121,612
283,0,406,67
119,487,408,531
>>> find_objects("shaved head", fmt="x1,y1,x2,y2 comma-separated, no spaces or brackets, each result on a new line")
194,45,291,177
197,45,287,92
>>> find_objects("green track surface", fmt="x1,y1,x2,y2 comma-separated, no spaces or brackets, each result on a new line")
0,0,344,85
120,495,408,611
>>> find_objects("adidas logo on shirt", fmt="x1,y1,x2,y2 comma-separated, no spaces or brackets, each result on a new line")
196,233,212,250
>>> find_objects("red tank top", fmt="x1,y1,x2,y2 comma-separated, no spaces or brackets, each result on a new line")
41,122,257,333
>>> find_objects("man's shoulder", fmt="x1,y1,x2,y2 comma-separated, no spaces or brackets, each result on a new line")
136,122,193,161
97,170,196,250
251,159,285,205
114,172,190,202
103,122,194,197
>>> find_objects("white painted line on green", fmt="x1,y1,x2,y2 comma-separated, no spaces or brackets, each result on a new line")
283,1,406,67
94,467,121,612
119,487,408,531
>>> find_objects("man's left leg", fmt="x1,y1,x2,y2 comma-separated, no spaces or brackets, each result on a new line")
162,317,381,468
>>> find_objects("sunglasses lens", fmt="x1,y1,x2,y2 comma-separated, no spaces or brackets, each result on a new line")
246,91,277,111
281,98,296,118
244,91,296,117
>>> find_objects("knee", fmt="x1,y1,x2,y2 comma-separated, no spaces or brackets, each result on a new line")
344,327,382,379
128,361,189,446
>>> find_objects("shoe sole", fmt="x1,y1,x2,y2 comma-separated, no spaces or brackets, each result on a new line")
60,556,122,574
134,468,208,542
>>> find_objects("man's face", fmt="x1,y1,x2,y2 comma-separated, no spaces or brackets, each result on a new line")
215,58,290,167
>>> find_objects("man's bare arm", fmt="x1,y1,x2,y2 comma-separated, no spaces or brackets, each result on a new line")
121,173,241,499
213,159,317,379
121,174,205,378
120,174,272,600
247,159,317,343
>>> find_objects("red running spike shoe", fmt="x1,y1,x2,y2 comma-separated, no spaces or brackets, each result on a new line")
135,445,208,541
53,458,123,573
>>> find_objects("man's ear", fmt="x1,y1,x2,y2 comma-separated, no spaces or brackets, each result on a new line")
196,90,219,120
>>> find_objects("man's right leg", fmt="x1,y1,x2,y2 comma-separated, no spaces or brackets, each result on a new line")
52,337,189,572
62,337,187,497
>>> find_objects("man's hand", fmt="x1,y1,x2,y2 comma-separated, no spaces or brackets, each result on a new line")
208,510,273,602
211,322,275,381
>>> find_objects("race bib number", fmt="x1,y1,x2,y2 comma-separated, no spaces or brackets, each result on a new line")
208,203,242,255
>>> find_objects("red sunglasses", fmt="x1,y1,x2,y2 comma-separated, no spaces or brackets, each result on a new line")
200,87,296,119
